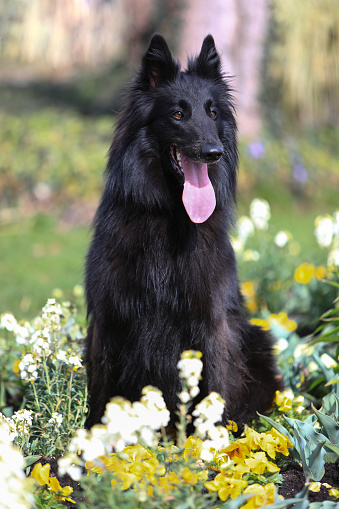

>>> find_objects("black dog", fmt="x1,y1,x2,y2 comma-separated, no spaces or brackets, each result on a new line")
85,34,282,429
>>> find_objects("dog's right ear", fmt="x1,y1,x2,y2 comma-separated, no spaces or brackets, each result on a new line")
140,34,180,89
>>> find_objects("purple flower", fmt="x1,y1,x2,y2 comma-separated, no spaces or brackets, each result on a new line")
293,164,308,183
248,142,265,159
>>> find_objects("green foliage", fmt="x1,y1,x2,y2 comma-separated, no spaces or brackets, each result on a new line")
0,110,112,207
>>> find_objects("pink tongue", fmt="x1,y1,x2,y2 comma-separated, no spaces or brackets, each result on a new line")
181,152,216,223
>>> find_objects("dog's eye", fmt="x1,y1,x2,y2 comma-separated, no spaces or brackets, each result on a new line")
173,111,183,120
210,110,217,119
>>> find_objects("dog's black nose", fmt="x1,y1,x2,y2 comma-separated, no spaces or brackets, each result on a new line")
201,144,224,162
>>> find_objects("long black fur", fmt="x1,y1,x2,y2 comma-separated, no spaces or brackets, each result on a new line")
85,34,283,429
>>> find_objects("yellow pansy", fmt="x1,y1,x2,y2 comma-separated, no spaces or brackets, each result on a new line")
275,390,293,412
184,436,203,461
205,473,247,501
315,265,327,280
31,463,50,486
245,451,279,475
241,281,256,298
309,482,321,493
294,262,315,284
242,483,277,509
13,359,21,376
118,472,137,490
49,477,75,503
221,439,251,462
329,488,339,498
250,318,271,331
31,463,75,504
182,467,198,485
226,420,238,433
269,312,297,332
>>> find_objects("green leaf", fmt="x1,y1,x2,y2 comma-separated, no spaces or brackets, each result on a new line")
220,494,251,509
311,404,339,443
323,442,339,456
310,503,339,509
24,455,42,468
258,413,295,446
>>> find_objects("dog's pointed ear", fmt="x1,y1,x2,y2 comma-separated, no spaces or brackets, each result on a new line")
188,35,222,79
140,34,180,89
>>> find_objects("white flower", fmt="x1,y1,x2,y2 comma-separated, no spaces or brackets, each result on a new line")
243,249,260,262
237,216,255,242
0,421,34,509
56,349,68,362
0,313,17,332
179,391,191,403
68,355,82,370
69,428,106,462
47,413,63,428
232,237,244,254
58,454,82,481
328,248,339,268
190,386,200,398
249,198,271,230
274,338,289,353
14,323,30,345
274,231,290,248
193,392,225,439
11,409,33,435
333,211,339,235
314,215,333,248
320,353,337,369
19,354,39,382
177,358,203,381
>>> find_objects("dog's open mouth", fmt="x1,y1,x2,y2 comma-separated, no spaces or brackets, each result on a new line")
170,146,216,224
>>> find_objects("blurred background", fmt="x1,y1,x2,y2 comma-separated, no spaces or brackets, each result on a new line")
0,0,339,318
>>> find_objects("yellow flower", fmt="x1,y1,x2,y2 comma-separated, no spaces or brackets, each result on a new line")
309,482,321,493
31,463,50,486
49,477,75,503
269,312,297,332
182,467,198,485
205,473,247,501
250,318,271,331
267,428,293,457
226,421,238,433
315,266,327,280
241,281,256,298
221,439,251,462
242,483,277,509
31,463,75,504
13,359,21,376
184,436,203,461
118,472,137,490
246,299,259,314
294,263,315,284
275,390,293,412
329,488,339,498
245,452,279,475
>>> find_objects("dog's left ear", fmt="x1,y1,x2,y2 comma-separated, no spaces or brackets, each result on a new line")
188,35,222,79
140,34,180,89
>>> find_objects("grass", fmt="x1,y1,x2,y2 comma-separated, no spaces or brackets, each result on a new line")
0,214,89,318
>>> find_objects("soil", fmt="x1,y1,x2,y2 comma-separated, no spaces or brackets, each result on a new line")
32,457,339,507
279,462,339,503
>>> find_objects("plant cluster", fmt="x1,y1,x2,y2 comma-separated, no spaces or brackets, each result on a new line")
0,200,338,508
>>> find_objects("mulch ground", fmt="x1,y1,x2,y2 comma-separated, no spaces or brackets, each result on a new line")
278,461,339,503
33,457,339,507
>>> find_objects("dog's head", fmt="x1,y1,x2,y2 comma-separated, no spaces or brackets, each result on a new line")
111,35,238,223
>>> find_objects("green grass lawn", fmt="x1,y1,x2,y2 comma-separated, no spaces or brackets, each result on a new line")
0,214,90,318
